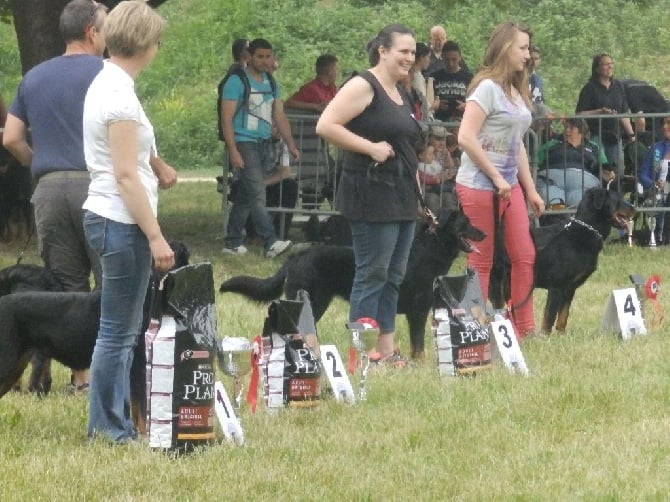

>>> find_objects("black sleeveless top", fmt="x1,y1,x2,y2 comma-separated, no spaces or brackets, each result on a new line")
335,70,420,222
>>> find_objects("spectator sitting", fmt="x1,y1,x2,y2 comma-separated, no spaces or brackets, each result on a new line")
227,38,250,74
425,25,469,77
637,116,670,243
411,42,436,120
418,125,458,212
535,118,612,207
528,45,544,104
425,25,447,77
431,41,473,123
575,53,636,185
285,54,339,113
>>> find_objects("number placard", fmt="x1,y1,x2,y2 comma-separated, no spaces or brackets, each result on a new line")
320,344,355,404
600,287,647,340
214,381,245,445
490,318,529,376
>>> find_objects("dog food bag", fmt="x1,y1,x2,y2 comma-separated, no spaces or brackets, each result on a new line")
432,268,492,377
260,294,321,409
146,263,217,453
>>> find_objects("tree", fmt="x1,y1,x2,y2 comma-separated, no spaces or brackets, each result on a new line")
6,0,170,74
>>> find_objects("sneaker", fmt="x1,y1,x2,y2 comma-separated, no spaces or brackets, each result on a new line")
223,245,248,255
265,240,291,258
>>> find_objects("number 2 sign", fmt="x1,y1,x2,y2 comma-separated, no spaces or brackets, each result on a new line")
320,345,356,404
600,287,647,340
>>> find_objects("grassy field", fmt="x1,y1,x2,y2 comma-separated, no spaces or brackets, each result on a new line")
0,178,669,500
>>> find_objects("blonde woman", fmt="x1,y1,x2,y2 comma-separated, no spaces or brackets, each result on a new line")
82,1,173,443
456,21,544,338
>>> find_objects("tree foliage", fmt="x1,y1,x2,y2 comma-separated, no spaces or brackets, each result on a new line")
1,0,668,169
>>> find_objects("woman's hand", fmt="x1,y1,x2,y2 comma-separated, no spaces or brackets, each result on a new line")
370,141,395,163
527,189,545,217
494,178,512,200
150,235,175,273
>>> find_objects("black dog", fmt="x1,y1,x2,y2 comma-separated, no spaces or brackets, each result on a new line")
0,242,190,418
220,209,485,358
303,214,353,246
0,154,34,242
0,263,64,393
490,187,636,333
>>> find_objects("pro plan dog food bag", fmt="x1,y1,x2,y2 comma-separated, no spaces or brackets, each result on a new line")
260,292,321,409
432,268,492,377
145,263,217,453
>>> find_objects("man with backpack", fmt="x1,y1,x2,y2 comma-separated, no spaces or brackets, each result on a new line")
219,38,299,258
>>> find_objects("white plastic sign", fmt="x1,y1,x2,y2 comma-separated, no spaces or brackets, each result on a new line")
214,381,245,446
490,318,529,376
320,345,355,404
600,287,647,340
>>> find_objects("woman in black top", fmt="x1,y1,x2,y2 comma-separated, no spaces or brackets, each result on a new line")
316,23,420,367
575,53,636,182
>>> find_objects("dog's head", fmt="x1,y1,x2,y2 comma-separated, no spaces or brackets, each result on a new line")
169,241,190,269
432,208,486,253
579,187,636,229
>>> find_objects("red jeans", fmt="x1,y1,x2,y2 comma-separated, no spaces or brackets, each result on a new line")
456,183,536,335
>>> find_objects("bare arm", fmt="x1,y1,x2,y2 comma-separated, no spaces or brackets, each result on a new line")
2,114,32,167
221,99,243,169
149,153,177,189
516,141,544,216
316,76,394,163
285,96,327,113
109,120,174,272
272,98,300,160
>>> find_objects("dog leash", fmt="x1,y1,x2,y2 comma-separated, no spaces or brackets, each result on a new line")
394,148,439,232
14,224,35,265
493,191,534,317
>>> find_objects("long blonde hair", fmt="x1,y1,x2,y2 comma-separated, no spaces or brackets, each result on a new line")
468,21,532,108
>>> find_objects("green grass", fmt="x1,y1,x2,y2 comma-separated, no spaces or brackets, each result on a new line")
1,180,669,499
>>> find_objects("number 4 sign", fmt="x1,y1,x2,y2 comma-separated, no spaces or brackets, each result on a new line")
600,287,647,340
490,318,529,376
320,345,356,404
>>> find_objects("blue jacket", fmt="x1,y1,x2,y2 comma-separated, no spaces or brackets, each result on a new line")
639,140,670,190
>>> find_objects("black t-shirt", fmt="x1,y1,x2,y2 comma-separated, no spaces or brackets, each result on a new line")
431,67,473,122
575,78,629,145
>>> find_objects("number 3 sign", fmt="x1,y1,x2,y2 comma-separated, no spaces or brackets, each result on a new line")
600,287,647,340
490,318,529,376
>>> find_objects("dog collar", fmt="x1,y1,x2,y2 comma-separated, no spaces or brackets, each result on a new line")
564,217,603,242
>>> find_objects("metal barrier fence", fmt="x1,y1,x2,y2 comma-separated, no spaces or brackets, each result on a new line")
220,111,670,239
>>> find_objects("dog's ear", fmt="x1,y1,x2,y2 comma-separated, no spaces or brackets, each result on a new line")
591,187,607,211
437,208,454,229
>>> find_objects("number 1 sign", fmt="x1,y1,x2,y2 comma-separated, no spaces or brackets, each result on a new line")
600,287,647,340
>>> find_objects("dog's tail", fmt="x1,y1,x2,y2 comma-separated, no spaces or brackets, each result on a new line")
219,264,288,302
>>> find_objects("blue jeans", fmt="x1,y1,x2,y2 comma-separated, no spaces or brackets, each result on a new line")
349,220,416,333
84,211,152,443
225,141,278,250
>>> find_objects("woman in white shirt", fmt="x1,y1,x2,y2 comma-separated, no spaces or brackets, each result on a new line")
82,1,173,443
456,21,544,339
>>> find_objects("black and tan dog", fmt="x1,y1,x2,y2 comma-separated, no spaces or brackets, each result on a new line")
220,209,485,359
0,242,190,432
489,187,636,333
0,263,64,393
